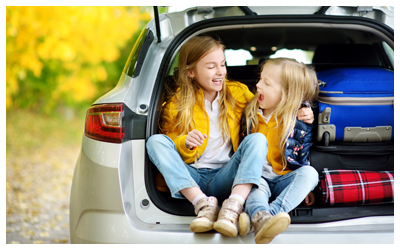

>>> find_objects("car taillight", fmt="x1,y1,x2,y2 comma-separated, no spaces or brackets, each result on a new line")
84,103,124,143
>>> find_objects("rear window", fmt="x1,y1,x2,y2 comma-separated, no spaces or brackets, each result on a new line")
270,48,314,64
225,49,253,66
382,41,394,68
225,48,314,66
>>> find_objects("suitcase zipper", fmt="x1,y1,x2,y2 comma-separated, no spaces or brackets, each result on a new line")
318,96,394,106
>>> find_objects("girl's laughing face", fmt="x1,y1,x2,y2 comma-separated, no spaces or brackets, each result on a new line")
188,47,226,102
256,63,283,117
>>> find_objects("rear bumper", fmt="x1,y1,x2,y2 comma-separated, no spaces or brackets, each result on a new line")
72,210,393,243
70,137,394,244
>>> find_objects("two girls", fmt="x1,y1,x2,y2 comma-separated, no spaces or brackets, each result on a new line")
146,36,315,238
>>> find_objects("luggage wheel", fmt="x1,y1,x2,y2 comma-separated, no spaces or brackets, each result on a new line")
323,132,330,146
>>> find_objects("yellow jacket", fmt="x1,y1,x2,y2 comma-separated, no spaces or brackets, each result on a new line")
256,114,292,175
161,80,254,164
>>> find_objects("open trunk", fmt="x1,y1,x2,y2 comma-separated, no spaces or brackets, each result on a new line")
144,10,394,224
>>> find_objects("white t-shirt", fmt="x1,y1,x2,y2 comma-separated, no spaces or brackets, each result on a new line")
259,109,281,180
190,92,232,169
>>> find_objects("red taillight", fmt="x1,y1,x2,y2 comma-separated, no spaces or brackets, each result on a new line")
84,103,124,143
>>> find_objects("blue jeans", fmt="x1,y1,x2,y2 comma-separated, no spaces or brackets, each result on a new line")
146,133,268,201
244,166,319,219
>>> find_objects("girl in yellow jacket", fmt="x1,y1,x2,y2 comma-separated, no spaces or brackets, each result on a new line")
146,36,314,237
239,58,319,243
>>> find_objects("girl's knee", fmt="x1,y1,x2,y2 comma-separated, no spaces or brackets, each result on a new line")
146,134,169,149
253,132,267,141
300,166,319,186
248,133,268,146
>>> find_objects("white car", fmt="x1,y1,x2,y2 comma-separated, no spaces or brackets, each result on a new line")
69,6,394,243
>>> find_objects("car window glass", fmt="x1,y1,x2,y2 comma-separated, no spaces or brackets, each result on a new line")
168,53,180,75
270,48,314,64
225,49,253,66
382,42,394,68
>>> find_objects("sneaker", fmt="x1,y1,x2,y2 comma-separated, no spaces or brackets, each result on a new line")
238,212,254,236
252,211,291,244
213,198,243,237
190,196,219,233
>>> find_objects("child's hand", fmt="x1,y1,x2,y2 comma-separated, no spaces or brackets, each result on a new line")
303,191,315,206
185,129,207,150
297,107,314,124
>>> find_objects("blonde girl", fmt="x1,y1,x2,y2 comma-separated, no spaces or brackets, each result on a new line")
146,37,314,237
239,58,319,244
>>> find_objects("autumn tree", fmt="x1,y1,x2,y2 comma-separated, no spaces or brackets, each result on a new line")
6,6,151,113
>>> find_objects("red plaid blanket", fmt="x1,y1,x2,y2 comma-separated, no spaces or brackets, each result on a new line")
320,169,394,206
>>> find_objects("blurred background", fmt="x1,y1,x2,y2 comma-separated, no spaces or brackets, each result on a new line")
6,6,167,244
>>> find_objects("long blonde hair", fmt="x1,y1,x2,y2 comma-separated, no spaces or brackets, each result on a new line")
243,58,319,170
167,36,239,159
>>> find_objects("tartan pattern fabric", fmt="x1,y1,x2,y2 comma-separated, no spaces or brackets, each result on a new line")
320,168,394,206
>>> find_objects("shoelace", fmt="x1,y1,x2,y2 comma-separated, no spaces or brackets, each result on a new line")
219,207,240,224
197,206,218,221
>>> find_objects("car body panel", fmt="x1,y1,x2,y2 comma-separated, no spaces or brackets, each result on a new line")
74,211,393,244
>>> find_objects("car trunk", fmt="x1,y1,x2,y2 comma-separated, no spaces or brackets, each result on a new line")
144,12,394,224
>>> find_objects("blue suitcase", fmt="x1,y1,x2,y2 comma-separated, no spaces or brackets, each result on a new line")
316,67,394,145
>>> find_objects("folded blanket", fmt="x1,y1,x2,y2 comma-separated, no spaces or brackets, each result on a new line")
320,168,394,206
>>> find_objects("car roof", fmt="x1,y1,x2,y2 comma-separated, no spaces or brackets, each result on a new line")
164,6,394,29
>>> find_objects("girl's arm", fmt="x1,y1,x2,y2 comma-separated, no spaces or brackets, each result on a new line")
295,118,313,166
303,191,315,206
161,102,197,163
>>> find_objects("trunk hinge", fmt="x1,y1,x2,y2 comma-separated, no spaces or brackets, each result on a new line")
314,6,330,15
357,6,373,16
238,6,257,16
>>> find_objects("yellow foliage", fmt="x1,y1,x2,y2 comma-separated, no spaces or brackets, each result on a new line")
96,66,108,82
59,75,97,102
6,6,151,110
